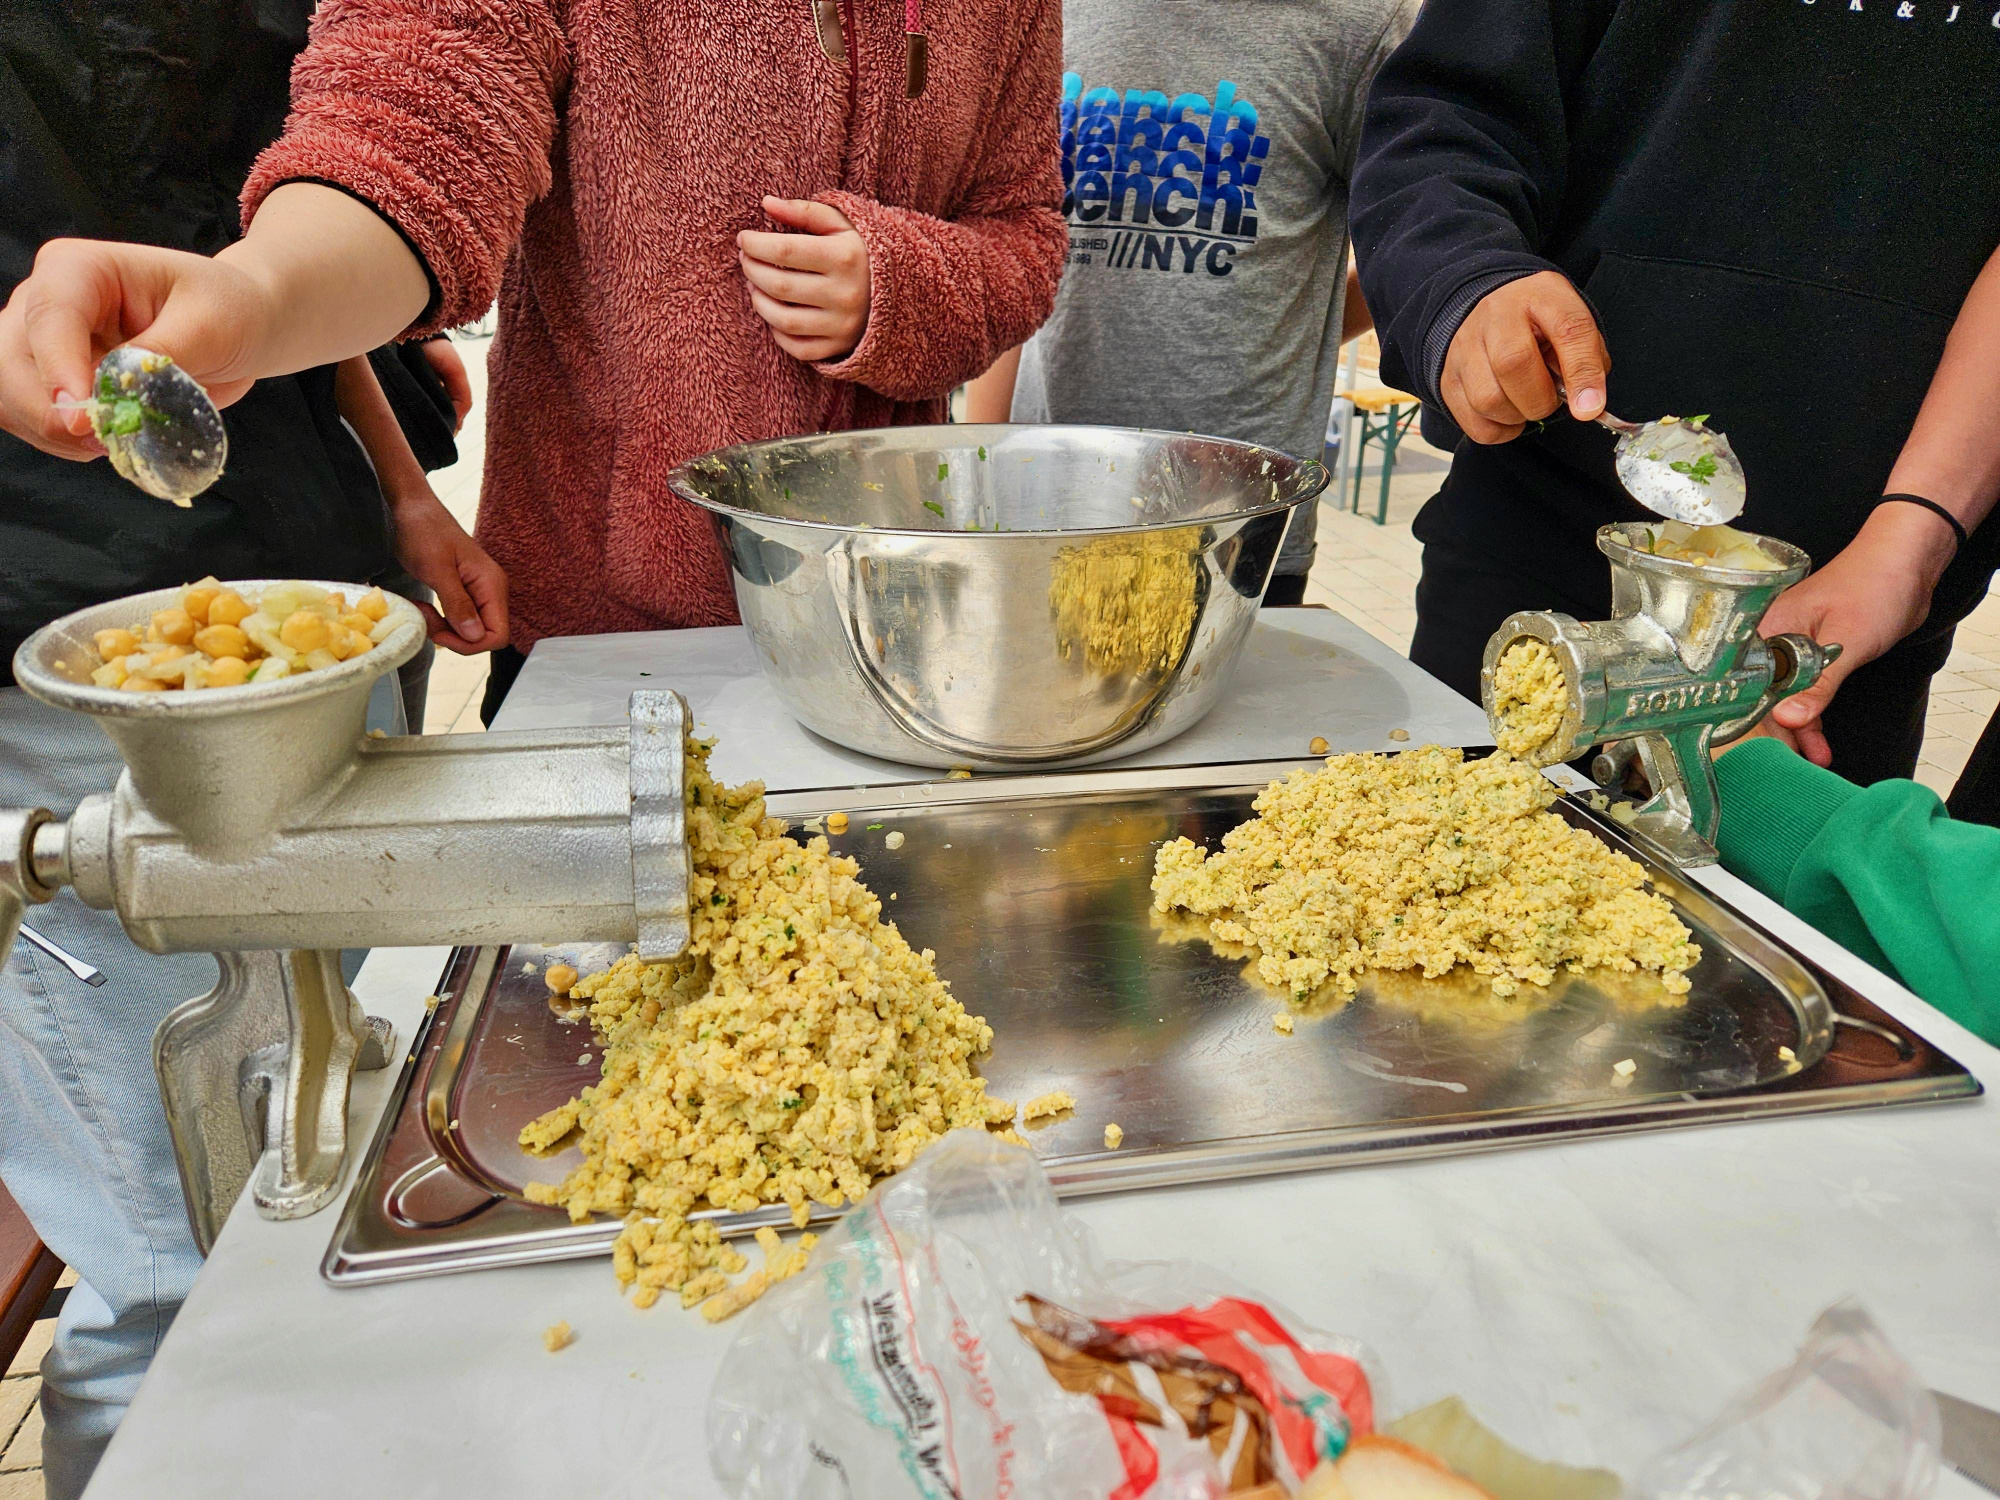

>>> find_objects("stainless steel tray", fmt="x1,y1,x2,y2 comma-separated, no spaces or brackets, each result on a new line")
325,759,1979,1285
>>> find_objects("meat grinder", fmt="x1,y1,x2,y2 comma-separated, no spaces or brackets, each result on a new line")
0,584,694,1251
1480,521,1840,868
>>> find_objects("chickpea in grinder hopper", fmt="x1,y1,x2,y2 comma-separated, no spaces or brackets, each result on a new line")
82,579,412,692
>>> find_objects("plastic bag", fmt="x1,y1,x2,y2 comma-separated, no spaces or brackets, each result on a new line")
1638,1299,1940,1500
709,1130,1384,1500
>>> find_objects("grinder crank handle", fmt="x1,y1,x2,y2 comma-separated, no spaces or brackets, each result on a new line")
1713,633,1843,748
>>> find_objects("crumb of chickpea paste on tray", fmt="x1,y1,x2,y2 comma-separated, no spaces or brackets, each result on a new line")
542,1321,574,1353
1151,745,1699,1002
1491,638,1568,762
519,736,1013,1317
1020,1090,1076,1122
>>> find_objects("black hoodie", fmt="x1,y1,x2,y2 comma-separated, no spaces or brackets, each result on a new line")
1350,0,2000,622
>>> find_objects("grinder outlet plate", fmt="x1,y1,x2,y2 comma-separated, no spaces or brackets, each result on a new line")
325,759,1979,1286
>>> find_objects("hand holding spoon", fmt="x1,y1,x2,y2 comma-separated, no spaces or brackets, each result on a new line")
59,347,228,506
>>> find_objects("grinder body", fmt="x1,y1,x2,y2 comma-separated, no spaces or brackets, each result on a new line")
1,584,691,1250
1482,523,1838,867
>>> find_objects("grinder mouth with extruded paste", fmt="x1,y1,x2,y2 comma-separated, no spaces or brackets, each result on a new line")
1489,636,1570,763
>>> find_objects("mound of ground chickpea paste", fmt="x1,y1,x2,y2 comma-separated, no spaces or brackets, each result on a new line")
1049,528,1201,675
1490,637,1568,763
520,737,1014,1317
1151,745,1699,1001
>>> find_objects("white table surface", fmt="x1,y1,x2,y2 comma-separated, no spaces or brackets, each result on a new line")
489,611,1473,781
88,618,1999,1500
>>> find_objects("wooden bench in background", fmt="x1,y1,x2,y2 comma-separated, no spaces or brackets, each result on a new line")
1335,384,1422,525
0,1178,62,1374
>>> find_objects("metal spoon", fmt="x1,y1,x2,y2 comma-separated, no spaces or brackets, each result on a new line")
70,347,228,506
1602,411,1746,526
1557,384,1746,526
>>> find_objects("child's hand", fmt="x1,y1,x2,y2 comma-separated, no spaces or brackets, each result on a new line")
418,336,474,433
1713,718,1800,759
391,482,510,655
737,197,871,363
1758,504,1955,767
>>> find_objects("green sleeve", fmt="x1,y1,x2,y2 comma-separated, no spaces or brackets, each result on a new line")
1713,737,2000,1045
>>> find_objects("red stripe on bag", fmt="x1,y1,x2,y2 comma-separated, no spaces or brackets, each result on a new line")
1104,1411,1161,1500
1104,1298,1374,1477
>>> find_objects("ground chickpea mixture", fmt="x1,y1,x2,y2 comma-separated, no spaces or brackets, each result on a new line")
1049,528,1201,675
1151,746,1699,1001
520,737,1012,1317
1020,1089,1076,1122
1490,638,1568,763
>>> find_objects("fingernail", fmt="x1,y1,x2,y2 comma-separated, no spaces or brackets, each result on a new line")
1573,387,1604,415
453,618,480,638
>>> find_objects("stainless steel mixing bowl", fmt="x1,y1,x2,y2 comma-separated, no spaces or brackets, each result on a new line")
668,424,1328,768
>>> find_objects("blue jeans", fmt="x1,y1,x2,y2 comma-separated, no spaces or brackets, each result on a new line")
0,665,419,1499
0,689,208,1500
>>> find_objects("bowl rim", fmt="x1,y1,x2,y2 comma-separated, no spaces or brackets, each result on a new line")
13,579,427,720
665,422,1330,538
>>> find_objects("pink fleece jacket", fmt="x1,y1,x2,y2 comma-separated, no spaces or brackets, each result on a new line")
243,0,1065,649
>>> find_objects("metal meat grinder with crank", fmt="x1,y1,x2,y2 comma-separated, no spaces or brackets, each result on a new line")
0,584,696,1251
1480,521,1839,867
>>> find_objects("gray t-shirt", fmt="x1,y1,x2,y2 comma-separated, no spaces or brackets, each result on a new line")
1012,0,1415,573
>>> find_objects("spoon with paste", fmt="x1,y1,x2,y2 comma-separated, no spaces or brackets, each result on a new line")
1604,410,1746,527
61,348,228,506
1556,384,1747,526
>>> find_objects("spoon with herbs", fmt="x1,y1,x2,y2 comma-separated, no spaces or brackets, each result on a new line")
1556,384,1747,526
60,347,228,506
1606,410,1746,527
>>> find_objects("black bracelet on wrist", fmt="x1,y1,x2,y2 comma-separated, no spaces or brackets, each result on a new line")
1878,493,1969,552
